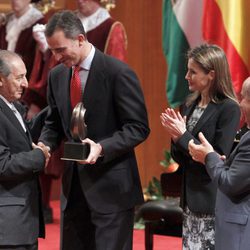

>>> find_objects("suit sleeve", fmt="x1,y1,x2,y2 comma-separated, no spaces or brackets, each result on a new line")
28,106,49,143
205,135,250,197
0,145,45,181
99,65,150,163
38,72,65,150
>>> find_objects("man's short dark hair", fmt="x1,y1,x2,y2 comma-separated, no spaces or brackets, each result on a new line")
45,10,86,39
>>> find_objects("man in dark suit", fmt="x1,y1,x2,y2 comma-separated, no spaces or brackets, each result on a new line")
188,77,250,250
38,10,150,250
0,50,50,249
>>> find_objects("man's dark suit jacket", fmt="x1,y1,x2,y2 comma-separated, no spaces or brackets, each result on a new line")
0,99,45,245
206,131,250,250
39,49,150,213
171,97,240,214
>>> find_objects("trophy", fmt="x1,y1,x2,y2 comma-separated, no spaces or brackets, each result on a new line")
61,102,90,161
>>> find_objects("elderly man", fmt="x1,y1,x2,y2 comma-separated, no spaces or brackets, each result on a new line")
188,77,250,250
0,50,50,250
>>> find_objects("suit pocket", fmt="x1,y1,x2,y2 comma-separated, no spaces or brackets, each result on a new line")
0,197,26,206
224,212,248,225
0,197,26,241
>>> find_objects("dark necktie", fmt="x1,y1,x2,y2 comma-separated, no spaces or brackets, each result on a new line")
70,65,82,109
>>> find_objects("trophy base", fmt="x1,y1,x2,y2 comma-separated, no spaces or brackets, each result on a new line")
61,142,90,161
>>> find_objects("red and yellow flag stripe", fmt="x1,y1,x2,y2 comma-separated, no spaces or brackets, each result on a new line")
203,0,250,96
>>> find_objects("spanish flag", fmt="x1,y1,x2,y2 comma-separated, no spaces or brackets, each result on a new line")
163,0,250,107
203,0,250,97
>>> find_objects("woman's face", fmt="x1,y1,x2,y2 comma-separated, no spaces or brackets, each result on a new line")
185,58,213,94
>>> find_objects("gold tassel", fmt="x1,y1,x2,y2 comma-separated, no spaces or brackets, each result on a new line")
100,0,116,11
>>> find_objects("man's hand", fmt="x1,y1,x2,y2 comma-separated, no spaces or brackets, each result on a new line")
188,132,214,164
33,142,51,167
78,138,103,165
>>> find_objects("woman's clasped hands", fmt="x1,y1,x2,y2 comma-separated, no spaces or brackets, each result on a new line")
160,108,187,141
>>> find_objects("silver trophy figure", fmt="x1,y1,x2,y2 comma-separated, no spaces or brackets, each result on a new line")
61,102,90,161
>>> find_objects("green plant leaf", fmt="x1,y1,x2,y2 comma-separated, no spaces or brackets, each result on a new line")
143,149,177,201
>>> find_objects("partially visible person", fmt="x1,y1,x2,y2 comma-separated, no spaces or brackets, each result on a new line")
38,10,149,250
0,50,50,250
188,77,250,250
76,0,127,61
160,44,240,249
232,123,249,150
0,0,45,81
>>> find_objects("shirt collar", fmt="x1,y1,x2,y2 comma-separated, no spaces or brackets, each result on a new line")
79,44,95,71
0,95,14,110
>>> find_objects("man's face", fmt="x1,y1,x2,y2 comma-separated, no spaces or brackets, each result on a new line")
76,0,99,16
11,0,31,17
0,57,28,102
47,30,85,68
240,81,250,126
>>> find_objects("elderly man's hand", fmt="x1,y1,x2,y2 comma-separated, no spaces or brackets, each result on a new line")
34,142,51,168
188,132,214,164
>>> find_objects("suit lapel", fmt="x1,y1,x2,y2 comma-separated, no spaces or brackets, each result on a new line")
229,130,250,160
184,101,197,120
185,101,218,136
55,66,72,138
14,102,34,143
0,99,30,144
83,49,106,105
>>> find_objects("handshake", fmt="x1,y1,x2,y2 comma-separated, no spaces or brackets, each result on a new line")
32,142,51,168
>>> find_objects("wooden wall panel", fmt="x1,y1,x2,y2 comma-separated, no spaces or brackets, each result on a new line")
0,0,172,188
110,1,171,187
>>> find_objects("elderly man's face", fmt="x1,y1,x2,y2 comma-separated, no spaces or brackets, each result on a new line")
0,57,28,102
240,81,250,126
